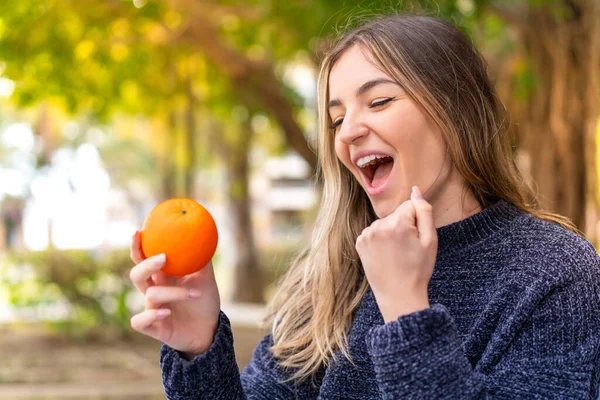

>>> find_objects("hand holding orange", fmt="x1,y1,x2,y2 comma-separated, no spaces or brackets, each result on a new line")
140,198,218,277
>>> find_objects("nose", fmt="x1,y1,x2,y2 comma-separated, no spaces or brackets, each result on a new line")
337,116,368,145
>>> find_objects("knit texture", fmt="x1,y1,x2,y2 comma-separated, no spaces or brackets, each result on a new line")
160,201,600,399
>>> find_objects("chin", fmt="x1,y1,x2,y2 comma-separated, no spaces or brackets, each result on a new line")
370,192,407,219
371,201,395,219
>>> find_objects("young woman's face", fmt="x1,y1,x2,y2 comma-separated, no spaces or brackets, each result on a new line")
328,46,451,218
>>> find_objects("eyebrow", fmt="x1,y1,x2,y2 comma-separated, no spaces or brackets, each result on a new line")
327,78,398,109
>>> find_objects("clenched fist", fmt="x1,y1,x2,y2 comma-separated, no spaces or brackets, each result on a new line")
357,186,438,323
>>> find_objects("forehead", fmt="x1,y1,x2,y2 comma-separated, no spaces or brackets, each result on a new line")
328,46,392,97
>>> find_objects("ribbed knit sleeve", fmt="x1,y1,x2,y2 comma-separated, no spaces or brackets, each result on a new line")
366,240,600,399
160,311,321,399
160,311,244,399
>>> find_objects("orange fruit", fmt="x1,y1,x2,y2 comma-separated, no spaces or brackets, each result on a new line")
141,198,218,277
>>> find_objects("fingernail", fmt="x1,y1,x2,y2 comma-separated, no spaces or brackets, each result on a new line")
412,186,423,200
132,230,138,238
157,309,171,318
150,254,166,267
188,289,201,299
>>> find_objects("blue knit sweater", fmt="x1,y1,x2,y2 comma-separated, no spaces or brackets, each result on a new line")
160,201,600,399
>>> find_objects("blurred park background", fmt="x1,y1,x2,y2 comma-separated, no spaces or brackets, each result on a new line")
0,0,598,398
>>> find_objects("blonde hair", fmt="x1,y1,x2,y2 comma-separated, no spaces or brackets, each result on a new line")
266,14,577,383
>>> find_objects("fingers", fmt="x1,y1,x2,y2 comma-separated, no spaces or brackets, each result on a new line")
145,286,200,309
393,198,416,225
360,200,412,239
129,254,166,294
130,308,171,335
410,186,437,247
130,230,146,264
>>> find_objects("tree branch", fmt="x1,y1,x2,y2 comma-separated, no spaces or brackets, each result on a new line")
485,2,529,33
166,1,318,172
101,0,317,172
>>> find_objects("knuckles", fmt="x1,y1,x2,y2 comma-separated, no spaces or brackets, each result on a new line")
395,199,414,215
356,196,429,249
426,234,439,249
145,285,158,300
419,202,433,214
392,222,412,237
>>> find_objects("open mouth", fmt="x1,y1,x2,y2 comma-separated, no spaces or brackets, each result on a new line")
357,155,394,188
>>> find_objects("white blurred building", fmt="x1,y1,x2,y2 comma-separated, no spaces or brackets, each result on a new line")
251,153,316,248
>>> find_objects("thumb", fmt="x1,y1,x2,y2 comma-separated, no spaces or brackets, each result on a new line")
410,186,436,247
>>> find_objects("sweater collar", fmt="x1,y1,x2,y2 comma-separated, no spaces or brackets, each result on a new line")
435,200,525,256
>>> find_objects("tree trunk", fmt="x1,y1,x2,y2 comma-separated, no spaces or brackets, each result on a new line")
33,104,57,248
229,124,264,303
211,121,265,303
33,103,54,168
490,0,600,242
161,110,178,201
183,74,197,199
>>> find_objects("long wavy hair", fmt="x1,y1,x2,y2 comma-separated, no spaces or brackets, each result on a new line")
266,14,576,383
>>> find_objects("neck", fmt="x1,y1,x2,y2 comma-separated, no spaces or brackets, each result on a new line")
426,170,482,229
431,191,482,228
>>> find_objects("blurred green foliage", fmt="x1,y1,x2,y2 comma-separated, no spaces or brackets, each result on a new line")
2,249,134,338
0,244,298,337
0,0,483,122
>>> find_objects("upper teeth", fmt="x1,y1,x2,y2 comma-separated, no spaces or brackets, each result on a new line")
356,154,388,168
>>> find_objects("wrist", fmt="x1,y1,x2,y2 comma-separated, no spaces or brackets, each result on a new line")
181,317,220,360
181,335,216,360
182,348,206,361
378,292,430,323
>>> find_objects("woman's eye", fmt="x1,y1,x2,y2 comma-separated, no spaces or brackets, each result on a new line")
370,97,395,108
330,118,344,130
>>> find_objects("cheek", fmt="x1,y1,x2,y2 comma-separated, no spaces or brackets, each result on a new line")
334,139,352,169
388,107,436,154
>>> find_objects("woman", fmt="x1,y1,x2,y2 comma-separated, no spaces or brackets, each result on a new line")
129,14,600,399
